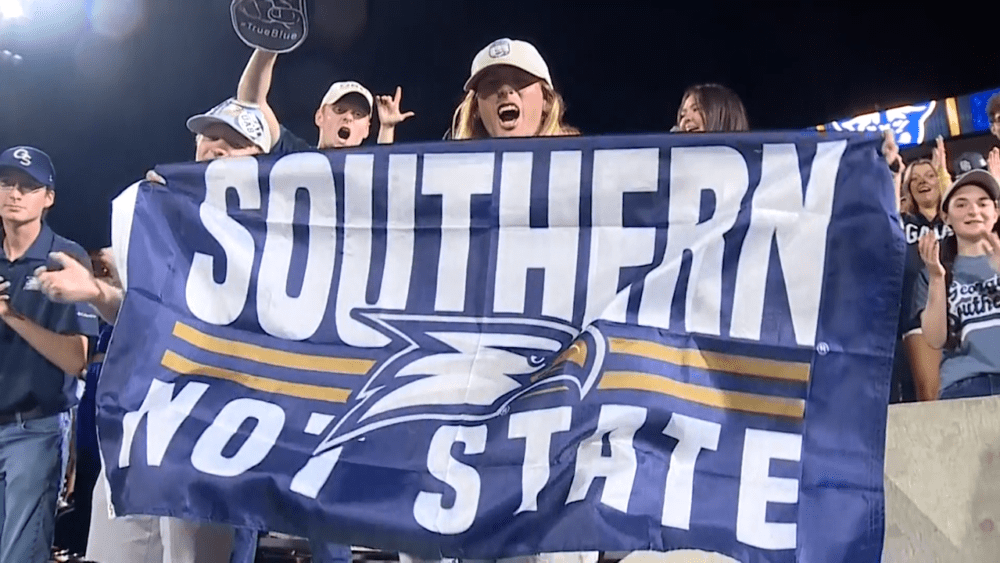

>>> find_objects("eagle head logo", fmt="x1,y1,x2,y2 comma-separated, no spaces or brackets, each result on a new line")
314,312,605,455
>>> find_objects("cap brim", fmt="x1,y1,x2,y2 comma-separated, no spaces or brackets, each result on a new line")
326,91,372,113
0,163,51,188
463,62,550,92
944,169,1000,209
186,115,227,136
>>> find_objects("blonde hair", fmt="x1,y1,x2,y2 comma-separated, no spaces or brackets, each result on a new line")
901,158,941,215
449,82,578,140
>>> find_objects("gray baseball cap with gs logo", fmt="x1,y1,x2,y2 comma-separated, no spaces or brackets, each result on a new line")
186,98,273,152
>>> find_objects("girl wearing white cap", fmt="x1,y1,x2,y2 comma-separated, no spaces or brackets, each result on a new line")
397,38,593,563
237,49,413,150
914,170,1000,399
449,38,577,140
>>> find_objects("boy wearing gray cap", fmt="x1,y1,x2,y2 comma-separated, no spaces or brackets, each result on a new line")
38,99,274,563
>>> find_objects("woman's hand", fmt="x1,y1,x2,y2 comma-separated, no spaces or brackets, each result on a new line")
918,231,946,279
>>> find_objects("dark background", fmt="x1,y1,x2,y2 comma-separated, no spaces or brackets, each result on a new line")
1,0,998,250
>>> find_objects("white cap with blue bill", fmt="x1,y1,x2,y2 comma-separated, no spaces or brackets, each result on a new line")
186,98,272,152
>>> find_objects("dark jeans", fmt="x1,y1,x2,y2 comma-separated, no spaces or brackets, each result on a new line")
0,413,64,563
939,374,1000,400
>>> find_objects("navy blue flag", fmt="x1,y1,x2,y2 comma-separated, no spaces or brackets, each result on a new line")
98,132,903,563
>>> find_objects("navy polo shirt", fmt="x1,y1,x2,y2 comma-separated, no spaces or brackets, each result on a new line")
0,223,99,415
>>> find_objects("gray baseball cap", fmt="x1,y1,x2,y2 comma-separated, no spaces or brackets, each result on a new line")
942,169,1000,212
186,98,272,152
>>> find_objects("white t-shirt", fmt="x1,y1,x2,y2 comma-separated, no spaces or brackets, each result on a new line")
110,181,140,291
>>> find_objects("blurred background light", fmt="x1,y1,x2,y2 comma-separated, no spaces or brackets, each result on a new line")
0,0,24,19
88,0,145,41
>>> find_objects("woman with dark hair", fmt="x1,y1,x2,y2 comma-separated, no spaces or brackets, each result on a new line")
675,83,749,133
914,170,1000,399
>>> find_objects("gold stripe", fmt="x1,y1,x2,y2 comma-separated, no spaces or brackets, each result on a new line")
608,338,809,383
172,322,374,375
600,371,804,419
519,386,569,400
945,97,961,137
161,350,351,403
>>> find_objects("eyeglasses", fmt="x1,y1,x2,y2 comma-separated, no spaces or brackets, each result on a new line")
0,183,46,194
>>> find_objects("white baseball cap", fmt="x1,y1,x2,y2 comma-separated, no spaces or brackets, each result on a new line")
186,98,272,152
320,81,374,113
464,38,553,92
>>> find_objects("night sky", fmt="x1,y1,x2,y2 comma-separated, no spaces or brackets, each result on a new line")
0,0,997,250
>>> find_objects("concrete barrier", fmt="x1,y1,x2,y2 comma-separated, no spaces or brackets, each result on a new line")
882,395,1000,561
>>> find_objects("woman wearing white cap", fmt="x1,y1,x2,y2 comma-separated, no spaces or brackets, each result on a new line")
396,38,592,563
449,38,577,140
237,49,414,150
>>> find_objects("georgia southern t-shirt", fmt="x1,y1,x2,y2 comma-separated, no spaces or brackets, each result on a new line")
912,255,1000,392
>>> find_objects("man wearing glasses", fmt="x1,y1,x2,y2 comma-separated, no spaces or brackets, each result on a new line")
987,93,1000,141
0,146,97,562
984,94,1000,181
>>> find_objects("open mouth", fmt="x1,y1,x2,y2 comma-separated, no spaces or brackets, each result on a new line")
337,127,351,140
498,103,520,127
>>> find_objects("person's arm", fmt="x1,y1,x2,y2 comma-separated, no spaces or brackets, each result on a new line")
0,280,88,375
237,49,282,149
892,164,903,213
377,125,396,145
920,275,948,349
989,148,1000,181
903,333,941,401
87,279,124,324
376,87,415,145
932,135,952,189
881,130,903,211
35,252,124,324
916,233,948,349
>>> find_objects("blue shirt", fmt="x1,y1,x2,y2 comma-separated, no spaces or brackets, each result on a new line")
0,223,100,414
78,322,114,459
272,125,313,155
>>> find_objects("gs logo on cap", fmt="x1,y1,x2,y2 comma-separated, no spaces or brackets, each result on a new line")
13,148,32,167
488,39,511,59
238,113,264,140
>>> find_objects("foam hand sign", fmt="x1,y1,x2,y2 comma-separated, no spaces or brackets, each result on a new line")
231,0,308,53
